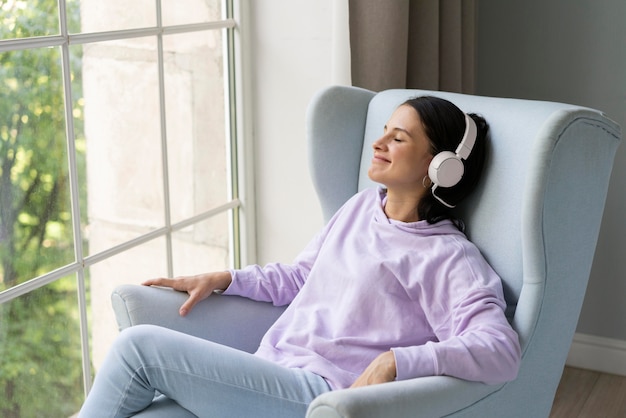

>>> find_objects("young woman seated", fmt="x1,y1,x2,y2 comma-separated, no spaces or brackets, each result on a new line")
79,96,521,418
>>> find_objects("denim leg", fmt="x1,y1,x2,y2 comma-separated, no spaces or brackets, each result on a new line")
132,395,197,418
79,324,331,418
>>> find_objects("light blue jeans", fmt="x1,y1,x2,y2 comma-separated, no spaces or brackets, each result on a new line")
79,324,332,418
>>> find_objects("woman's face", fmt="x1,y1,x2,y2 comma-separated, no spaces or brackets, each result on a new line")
367,105,434,192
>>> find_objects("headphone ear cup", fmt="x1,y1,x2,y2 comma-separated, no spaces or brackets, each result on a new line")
428,151,464,188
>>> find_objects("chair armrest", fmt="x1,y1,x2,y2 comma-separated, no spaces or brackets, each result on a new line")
111,284,286,353
307,376,502,418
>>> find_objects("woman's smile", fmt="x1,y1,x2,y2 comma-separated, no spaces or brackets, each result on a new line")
372,153,391,164
367,105,433,192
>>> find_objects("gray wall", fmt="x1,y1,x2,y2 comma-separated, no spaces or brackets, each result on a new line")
476,0,626,341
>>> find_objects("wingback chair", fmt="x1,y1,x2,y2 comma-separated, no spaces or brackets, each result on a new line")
111,86,621,417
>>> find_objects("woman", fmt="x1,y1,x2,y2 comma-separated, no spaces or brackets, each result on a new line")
80,96,521,417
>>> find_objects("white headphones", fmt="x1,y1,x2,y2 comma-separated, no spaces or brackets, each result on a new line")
428,113,477,208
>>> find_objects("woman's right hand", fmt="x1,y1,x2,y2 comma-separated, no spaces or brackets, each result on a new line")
142,271,233,317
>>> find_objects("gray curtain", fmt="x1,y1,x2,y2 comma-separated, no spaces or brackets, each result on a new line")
349,0,476,93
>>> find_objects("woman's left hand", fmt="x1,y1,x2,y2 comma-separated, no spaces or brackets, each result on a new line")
350,351,397,388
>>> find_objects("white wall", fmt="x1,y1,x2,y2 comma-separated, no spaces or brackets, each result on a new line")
247,0,337,264
476,0,626,372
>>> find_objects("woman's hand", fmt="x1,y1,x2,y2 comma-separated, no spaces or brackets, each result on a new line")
142,271,232,317
350,351,397,388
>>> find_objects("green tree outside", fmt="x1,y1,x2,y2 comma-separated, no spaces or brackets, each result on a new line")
0,1,87,416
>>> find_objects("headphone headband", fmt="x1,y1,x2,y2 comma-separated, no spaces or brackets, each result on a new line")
455,114,477,160
428,113,478,208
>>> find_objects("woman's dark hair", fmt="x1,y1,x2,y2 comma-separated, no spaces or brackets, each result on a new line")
401,96,489,230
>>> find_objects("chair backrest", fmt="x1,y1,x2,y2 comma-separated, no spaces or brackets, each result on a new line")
307,86,621,362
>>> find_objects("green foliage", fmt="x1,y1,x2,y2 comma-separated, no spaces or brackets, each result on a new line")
1,0,59,38
0,1,86,416
0,280,84,418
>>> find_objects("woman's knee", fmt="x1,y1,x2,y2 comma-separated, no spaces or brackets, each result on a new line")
120,323,165,339
112,324,172,361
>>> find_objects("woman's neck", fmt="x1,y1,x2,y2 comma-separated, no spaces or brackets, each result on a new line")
383,189,425,223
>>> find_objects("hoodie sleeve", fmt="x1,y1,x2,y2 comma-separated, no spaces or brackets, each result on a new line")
392,290,521,384
223,192,355,305
392,238,521,385
223,229,327,306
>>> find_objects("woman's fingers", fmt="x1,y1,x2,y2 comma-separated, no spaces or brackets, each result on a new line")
143,275,215,316
142,277,173,287
179,293,202,317
142,277,189,291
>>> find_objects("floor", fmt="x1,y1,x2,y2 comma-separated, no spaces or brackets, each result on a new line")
550,366,626,418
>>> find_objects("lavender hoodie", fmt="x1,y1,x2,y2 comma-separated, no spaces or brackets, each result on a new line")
225,188,521,389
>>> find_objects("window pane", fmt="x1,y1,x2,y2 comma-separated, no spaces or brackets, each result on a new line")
0,0,60,39
68,0,156,34
163,30,228,224
90,237,167,371
75,38,166,257
161,0,222,26
0,277,84,417
0,47,75,291
172,212,230,277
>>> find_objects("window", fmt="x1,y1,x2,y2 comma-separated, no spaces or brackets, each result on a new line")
0,1,247,415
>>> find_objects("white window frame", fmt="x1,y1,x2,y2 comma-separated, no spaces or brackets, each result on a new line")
0,0,253,396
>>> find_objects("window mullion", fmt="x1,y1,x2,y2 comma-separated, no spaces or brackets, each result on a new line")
58,0,93,396
227,0,255,267
155,0,174,278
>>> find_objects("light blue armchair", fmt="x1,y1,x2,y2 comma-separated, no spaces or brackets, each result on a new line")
112,86,621,417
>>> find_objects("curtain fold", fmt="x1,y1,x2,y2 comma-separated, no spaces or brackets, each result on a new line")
349,0,476,93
